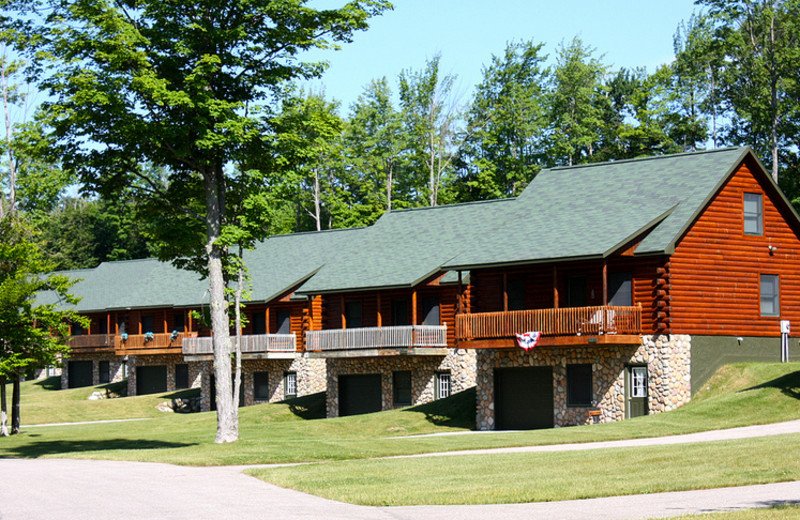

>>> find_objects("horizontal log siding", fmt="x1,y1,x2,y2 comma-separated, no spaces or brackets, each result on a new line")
670,161,800,336
469,259,661,333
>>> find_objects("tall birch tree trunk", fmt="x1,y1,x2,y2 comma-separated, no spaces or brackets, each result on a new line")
11,374,20,434
0,374,8,437
204,169,237,443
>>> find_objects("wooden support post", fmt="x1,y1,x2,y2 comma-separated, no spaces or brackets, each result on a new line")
341,295,346,329
265,307,270,334
377,292,382,327
553,265,559,309
457,271,463,314
503,272,508,312
602,260,608,306
107,313,111,336
188,310,193,333
163,309,168,334
412,290,418,325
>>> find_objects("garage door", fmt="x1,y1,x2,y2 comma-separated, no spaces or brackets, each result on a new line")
494,366,554,430
136,365,167,395
68,361,93,388
339,374,382,417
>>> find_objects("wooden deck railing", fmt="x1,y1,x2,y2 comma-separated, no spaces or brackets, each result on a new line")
182,334,297,355
455,306,641,340
68,334,114,350
116,332,195,352
305,325,448,352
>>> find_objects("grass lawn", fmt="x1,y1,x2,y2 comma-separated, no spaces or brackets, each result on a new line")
670,505,800,519
0,362,797,468
250,433,800,505
12,378,201,424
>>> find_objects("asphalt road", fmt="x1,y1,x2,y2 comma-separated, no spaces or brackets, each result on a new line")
2,421,800,519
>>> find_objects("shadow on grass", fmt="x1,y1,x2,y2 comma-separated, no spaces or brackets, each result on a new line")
403,387,476,429
4,439,195,459
280,392,326,420
33,377,61,391
741,370,800,399
162,388,201,400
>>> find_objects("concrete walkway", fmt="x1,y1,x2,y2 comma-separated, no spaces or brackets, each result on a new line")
1,459,798,520
2,420,800,519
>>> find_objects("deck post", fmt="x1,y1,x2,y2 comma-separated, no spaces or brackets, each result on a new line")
503,272,508,312
377,292,382,327
412,290,418,325
457,271,463,314
341,295,346,329
602,260,608,306
553,265,559,308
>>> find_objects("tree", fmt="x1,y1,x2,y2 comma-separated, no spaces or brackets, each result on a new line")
345,77,405,218
2,0,389,443
547,37,607,166
399,55,462,206
699,0,800,182
269,89,345,232
456,40,548,200
0,215,85,435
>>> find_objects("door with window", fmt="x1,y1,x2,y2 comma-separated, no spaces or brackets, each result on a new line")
626,365,649,418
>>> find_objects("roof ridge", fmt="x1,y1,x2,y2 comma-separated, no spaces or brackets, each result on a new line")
265,226,369,240
545,146,746,173
388,197,516,214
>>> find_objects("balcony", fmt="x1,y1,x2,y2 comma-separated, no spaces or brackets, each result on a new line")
455,305,642,348
182,333,298,360
306,325,448,357
115,332,196,355
68,334,115,353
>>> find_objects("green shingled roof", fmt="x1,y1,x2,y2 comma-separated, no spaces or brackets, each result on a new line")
443,147,758,269
245,226,370,302
40,147,786,310
296,198,518,294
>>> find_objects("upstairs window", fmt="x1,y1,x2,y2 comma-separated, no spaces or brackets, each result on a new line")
251,311,266,335
744,193,763,235
760,274,780,317
276,310,291,334
422,296,440,326
507,278,526,311
609,272,633,306
344,301,362,328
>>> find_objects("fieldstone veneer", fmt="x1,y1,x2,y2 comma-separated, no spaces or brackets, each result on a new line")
60,354,126,389
193,356,326,412
325,349,477,418
475,334,692,430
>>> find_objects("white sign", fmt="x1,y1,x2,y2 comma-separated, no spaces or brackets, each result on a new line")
781,320,791,334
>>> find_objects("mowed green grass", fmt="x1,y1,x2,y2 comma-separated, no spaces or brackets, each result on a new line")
0,362,798,468
13,378,200,424
250,433,800,505
669,506,800,520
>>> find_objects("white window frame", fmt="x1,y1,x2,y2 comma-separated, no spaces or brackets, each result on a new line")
284,371,297,398
435,371,451,400
631,366,648,398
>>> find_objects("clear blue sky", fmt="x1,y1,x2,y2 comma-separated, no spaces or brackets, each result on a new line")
304,0,702,110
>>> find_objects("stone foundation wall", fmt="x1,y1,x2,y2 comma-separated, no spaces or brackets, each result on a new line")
475,334,691,430
192,355,326,412
325,349,477,418
60,354,126,389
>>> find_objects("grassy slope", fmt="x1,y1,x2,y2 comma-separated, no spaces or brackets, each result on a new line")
0,363,798,467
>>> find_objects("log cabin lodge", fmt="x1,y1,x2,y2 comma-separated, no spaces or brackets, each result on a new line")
38,147,800,429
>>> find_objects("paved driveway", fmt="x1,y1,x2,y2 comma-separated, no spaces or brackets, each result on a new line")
1,458,799,520
3,421,800,519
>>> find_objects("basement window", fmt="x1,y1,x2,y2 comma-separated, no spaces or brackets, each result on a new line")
284,371,297,398
567,364,592,407
435,371,451,400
